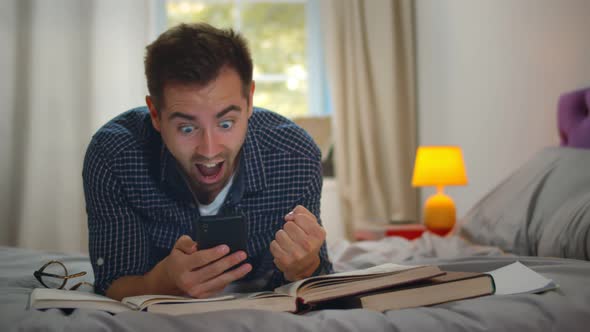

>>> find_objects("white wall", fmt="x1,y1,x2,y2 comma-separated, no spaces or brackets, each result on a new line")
415,0,590,219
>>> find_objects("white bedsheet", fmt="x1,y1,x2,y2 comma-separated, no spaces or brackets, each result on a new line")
329,233,507,271
2,245,590,331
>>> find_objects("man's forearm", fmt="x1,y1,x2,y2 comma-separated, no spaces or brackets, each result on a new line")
105,260,180,301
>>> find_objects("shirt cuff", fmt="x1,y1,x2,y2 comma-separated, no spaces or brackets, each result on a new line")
311,256,331,277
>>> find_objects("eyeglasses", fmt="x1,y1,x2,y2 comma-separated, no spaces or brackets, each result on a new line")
34,260,94,291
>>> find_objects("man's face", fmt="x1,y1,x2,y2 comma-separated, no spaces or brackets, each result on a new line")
147,67,254,204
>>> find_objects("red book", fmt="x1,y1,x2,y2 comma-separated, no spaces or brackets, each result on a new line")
385,224,426,240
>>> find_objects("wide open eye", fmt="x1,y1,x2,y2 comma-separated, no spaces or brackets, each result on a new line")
179,125,195,135
219,120,234,130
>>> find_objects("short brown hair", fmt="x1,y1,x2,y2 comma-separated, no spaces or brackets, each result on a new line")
144,23,253,111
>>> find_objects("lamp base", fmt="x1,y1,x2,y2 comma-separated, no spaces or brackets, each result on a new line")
423,191,456,236
426,226,453,236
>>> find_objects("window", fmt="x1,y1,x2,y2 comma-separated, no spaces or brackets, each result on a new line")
155,0,330,119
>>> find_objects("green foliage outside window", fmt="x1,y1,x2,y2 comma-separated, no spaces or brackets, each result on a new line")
167,1,309,118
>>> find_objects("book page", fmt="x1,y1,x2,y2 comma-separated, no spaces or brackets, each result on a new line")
274,263,423,296
246,291,293,299
30,288,120,304
29,288,132,313
123,293,236,310
146,292,297,315
488,261,558,295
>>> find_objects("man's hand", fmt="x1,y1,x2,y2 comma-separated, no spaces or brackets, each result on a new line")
151,235,252,298
269,205,326,282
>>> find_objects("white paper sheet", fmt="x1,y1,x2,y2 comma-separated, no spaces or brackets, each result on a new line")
488,261,558,295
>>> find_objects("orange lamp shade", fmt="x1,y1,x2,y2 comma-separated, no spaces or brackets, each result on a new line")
412,146,468,236
412,146,468,187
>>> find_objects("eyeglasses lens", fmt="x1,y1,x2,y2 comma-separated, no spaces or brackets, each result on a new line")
40,261,68,289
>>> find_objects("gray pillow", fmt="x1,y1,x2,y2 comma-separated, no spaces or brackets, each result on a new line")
458,147,590,260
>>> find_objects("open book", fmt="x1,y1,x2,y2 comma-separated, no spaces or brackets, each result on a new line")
30,263,443,315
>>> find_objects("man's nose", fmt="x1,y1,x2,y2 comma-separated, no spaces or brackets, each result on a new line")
198,128,220,158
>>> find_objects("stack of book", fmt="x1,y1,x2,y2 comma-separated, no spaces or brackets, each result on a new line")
29,261,555,315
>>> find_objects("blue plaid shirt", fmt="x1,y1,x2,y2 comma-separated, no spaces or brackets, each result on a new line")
83,106,333,295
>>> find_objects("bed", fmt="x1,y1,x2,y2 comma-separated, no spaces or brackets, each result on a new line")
2,87,590,331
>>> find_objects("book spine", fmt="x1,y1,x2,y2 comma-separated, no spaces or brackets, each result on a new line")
295,297,314,314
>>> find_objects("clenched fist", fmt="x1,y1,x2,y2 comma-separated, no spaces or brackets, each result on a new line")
269,205,326,281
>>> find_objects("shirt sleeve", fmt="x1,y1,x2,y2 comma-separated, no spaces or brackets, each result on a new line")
83,140,151,295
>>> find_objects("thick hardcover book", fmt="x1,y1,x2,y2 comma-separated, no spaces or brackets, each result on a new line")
29,263,443,315
336,271,495,312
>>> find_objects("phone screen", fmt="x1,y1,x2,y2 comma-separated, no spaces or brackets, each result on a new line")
193,215,248,254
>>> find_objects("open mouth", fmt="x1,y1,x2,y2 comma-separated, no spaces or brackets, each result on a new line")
195,161,225,184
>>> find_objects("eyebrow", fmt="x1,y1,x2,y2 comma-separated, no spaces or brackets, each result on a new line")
167,105,242,122
168,112,195,121
216,105,242,119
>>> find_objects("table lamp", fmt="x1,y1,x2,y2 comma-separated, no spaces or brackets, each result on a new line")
411,146,468,236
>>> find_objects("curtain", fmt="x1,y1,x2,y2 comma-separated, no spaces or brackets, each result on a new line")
320,0,418,238
0,0,151,253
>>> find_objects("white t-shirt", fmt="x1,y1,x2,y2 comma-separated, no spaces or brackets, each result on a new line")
198,174,235,216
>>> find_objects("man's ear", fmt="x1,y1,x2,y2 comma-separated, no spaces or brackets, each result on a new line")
248,81,256,118
146,96,161,132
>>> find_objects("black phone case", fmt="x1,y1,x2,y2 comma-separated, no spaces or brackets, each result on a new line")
194,215,248,254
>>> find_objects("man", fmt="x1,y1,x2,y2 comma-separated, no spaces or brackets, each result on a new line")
83,23,333,301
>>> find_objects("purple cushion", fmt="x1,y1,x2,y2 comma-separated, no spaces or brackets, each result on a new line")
558,87,590,148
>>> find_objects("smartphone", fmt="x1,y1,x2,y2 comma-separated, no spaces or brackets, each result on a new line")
193,215,248,254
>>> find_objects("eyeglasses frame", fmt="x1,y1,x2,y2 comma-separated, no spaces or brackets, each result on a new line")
33,260,92,291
